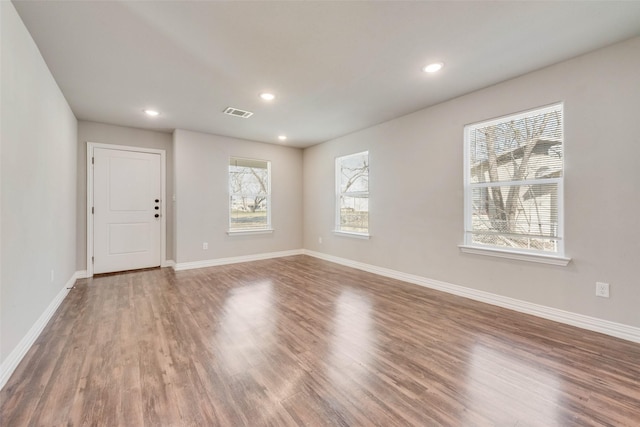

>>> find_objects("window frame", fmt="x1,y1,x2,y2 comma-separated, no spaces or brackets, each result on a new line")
228,157,273,235
461,103,570,265
334,151,370,238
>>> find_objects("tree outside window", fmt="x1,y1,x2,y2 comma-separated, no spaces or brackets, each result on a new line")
465,104,564,254
336,151,369,234
229,157,271,231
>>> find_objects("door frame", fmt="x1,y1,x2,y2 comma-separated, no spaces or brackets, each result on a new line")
87,142,167,277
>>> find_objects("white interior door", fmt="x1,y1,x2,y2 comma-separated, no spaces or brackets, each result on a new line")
93,147,161,274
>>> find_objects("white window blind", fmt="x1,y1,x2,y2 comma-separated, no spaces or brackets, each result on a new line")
336,151,369,235
464,103,564,255
229,157,271,231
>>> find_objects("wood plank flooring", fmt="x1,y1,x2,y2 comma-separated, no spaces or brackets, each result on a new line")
1,255,639,426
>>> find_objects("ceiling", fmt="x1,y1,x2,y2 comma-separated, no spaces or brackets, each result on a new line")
12,1,640,148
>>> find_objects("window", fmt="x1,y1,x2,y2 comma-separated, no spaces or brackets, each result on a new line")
464,103,564,257
229,157,271,232
336,151,369,235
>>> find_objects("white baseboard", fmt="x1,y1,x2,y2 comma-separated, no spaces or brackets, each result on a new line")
0,270,83,390
173,250,304,271
303,250,640,343
75,270,89,279
162,259,176,268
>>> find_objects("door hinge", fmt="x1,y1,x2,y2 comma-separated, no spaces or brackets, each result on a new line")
92,206,94,214
92,157,94,165
91,256,94,264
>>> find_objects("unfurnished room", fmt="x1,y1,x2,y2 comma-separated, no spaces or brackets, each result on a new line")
1,1,639,425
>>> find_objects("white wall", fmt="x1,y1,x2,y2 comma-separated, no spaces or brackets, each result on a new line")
76,121,174,268
303,37,640,328
174,129,303,264
1,2,77,364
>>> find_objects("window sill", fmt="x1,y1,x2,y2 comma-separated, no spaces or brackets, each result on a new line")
458,245,571,266
227,229,274,236
333,230,371,240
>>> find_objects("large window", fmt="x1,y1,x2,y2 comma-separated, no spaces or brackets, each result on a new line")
229,157,271,232
336,151,369,235
464,103,564,256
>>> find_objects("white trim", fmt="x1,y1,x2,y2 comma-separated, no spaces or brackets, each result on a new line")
75,270,89,279
173,249,303,271
0,271,83,390
86,142,167,277
459,245,571,266
466,102,564,129
471,177,561,188
463,102,566,259
302,250,639,343
227,229,274,236
333,230,371,239
336,150,370,235
228,156,272,232
161,260,176,268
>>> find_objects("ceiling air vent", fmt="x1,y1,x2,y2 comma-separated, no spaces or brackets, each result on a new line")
223,107,253,118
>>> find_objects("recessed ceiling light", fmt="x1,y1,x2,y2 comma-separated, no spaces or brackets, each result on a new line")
260,93,276,101
422,62,444,73
278,135,287,141
144,109,159,116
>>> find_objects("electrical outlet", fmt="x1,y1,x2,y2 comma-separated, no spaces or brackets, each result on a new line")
595,282,610,298
202,242,208,250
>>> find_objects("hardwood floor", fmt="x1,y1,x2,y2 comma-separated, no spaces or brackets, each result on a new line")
1,255,639,426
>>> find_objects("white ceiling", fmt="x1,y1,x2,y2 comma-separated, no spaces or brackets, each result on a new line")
13,1,640,148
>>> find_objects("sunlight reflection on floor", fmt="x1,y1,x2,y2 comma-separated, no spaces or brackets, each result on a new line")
463,341,561,425
328,289,375,388
217,280,275,372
